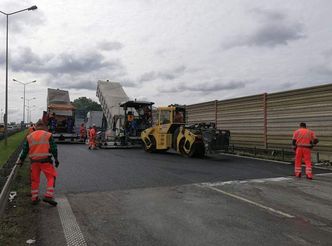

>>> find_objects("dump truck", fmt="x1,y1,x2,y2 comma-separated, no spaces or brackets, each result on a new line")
141,105,230,157
45,88,79,143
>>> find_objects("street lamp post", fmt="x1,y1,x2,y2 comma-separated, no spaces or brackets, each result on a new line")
13,79,36,125
28,105,36,123
22,97,36,123
0,5,37,146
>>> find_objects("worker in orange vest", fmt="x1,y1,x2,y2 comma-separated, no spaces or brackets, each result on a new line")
292,122,318,179
87,126,92,148
16,119,59,206
89,124,97,150
79,123,86,142
28,122,35,134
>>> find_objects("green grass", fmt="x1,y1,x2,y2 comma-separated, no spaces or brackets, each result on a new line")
0,130,27,167
0,160,39,245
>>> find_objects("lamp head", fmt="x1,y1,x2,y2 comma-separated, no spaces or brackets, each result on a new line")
28,5,37,11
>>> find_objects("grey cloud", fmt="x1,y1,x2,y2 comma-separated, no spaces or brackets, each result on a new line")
160,81,246,93
11,47,124,76
119,79,138,88
139,66,186,82
224,9,305,49
11,47,46,73
322,49,332,59
54,80,97,91
98,41,123,51
313,66,332,77
45,73,99,91
53,52,114,75
0,1,46,33
139,71,156,82
313,49,332,78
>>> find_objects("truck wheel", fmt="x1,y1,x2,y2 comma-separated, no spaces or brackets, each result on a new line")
144,136,156,153
178,138,190,157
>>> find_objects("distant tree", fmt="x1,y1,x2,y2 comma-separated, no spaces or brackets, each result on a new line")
72,97,102,113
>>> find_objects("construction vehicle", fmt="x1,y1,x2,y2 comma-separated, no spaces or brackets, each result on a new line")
45,88,80,143
141,105,230,157
99,100,154,148
96,80,157,148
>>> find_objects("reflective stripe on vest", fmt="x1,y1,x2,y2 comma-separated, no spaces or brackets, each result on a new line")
27,130,52,160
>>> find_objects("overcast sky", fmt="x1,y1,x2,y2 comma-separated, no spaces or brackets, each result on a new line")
0,0,331,123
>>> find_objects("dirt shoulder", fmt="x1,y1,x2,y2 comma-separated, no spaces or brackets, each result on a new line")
0,161,39,245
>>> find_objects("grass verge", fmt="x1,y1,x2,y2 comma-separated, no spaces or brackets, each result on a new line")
0,160,39,245
0,131,27,167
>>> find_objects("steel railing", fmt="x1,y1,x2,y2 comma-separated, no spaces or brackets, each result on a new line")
0,135,25,217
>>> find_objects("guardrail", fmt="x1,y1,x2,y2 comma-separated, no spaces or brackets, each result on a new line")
0,138,25,218
227,145,295,162
225,144,331,166
0,128,23,141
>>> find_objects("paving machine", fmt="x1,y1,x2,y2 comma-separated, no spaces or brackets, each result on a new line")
99,100,154,148
141,105,230,157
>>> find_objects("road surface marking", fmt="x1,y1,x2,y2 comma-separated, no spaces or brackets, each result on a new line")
196,184,295,219
196,177,295,218
316,172,332,176
57,196,87,246
201,176,292,187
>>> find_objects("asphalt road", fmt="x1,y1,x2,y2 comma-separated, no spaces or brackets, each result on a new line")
36,144,332,246
56,145,309,193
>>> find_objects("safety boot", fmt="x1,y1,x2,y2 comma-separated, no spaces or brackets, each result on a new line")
43,197,58,206
306,175,313,180
31,198,40,205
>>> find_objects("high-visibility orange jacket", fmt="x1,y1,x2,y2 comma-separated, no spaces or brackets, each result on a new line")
80,126,86,137
27,130,52,160
292,128,317,147
90,128,96,139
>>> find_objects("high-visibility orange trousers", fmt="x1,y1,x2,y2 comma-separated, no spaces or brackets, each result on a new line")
88,138,96,149
31,163,57,201
295,147,312,178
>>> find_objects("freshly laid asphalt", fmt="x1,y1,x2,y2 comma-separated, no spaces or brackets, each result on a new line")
55,145,321,193
36,144,332,246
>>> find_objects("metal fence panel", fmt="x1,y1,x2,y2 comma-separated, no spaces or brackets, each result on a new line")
267,84,332,156
186,101,216,124
186,83,332,160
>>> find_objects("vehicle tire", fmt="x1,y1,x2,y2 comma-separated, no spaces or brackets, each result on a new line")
172,127,181,150
144,135,156,153
191,141,205,158
178,138,189,157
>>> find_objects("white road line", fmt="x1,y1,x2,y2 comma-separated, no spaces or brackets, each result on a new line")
315,172,332,176
196,184,295,218
201,176,292,187
57,196,87,246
